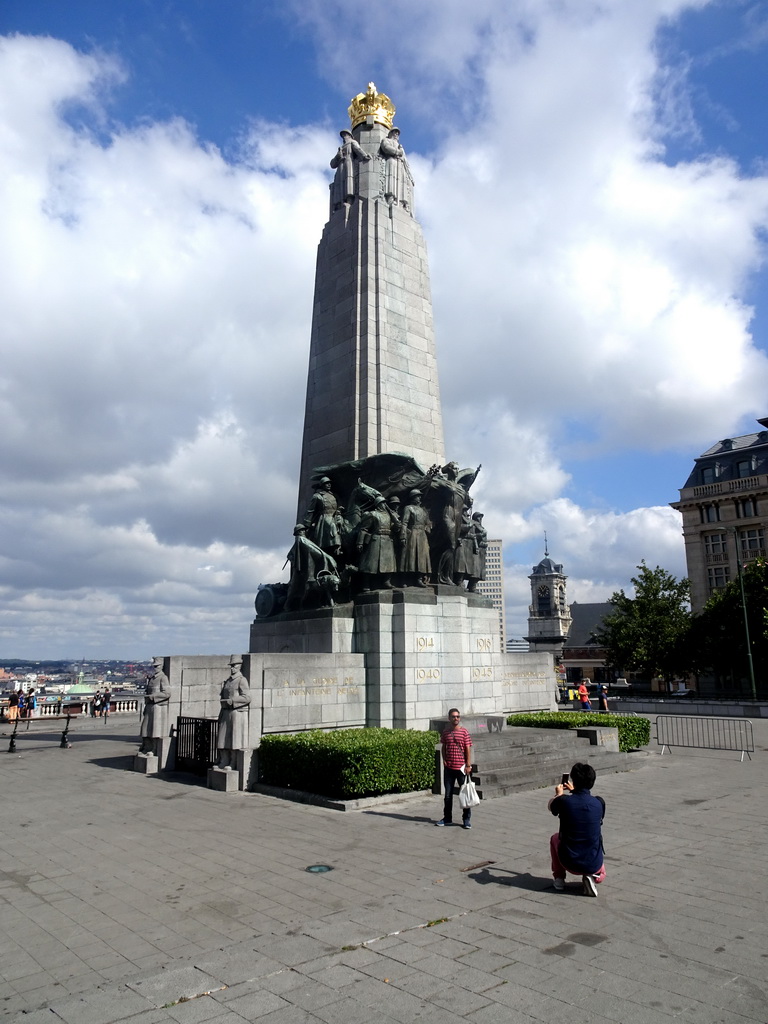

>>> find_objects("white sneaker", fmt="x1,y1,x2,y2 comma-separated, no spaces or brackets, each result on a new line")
582,874,598,897
553,878,565,892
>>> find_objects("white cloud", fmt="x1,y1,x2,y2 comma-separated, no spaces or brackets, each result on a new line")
0,36,326,654
1,3,767,656
293,0,768,448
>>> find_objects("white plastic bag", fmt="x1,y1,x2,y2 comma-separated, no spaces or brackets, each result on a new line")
459,776,480,808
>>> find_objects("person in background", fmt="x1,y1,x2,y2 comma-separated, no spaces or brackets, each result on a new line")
435,708,474,829
577,681,591,711
102,687,111,718
26,689,37,718
597,683,609,712
17,690,26,718
6,690,19,721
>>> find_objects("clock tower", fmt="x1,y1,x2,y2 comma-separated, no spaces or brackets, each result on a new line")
525,547,572,658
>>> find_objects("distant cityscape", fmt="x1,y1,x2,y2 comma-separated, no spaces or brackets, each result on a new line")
0,660,152,698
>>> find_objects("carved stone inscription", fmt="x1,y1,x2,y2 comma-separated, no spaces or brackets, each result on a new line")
263,663,366,732
501,670,549,688
274,675,362,700
414,667,441,683
276,676,360,698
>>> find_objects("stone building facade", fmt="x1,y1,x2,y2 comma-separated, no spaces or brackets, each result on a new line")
670,417,768,613
476,538,506,646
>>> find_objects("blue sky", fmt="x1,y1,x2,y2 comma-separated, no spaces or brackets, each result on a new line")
1,0,767,656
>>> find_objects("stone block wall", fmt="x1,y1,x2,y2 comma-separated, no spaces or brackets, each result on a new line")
261,654,367,733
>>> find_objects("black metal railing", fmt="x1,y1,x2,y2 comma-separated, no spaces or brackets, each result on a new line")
175,716,218,776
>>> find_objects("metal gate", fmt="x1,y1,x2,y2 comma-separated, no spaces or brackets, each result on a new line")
175,716,218,775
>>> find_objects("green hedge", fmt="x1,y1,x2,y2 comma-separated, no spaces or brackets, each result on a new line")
259,728,439,799
506,711,650,752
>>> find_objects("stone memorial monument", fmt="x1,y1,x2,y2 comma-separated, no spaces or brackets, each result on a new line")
249,85,556,731
160,85,556,791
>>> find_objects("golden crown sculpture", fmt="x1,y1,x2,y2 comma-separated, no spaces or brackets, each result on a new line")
348,82,396,130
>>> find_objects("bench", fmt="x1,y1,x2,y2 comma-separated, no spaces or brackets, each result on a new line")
4,714,75,752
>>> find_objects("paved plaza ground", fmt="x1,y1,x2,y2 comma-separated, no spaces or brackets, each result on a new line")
0,714,766,1023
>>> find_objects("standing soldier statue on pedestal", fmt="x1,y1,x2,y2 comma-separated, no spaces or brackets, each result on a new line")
139,657,170,756
216,657,250,770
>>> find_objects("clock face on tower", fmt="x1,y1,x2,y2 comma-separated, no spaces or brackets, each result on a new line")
538,585,549,597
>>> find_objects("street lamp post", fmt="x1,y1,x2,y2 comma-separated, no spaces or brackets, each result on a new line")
715,526,757,700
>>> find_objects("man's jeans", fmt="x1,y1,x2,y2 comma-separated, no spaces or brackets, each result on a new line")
443,766,471,824
550,833,606,882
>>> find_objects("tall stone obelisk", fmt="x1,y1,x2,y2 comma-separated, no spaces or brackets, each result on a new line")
297,84,444,507
161,88,555,792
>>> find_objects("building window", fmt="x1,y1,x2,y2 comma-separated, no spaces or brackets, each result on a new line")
704,533,727,555
739,528,764,553
735,497,758,518
707,566,730,591
700,504,720,523
701,466,717,484
736,458,754,479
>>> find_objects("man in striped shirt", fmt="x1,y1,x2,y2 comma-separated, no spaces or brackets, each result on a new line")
435,708,473,829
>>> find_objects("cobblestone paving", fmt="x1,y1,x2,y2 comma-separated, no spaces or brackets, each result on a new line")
1,716,766,1022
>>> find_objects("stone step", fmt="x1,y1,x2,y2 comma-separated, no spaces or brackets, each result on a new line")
469,727,610,761
473,750,644,800
471,726,595,748
476,750,593,777
449,724,647,801
471,736,589,765
473,752,587,777
480,729,593,749
477,748,635,785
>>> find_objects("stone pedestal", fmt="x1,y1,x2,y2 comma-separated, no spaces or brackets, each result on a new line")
170,594,555,777
363,588,514,730
133,736,172,773
246,587,557,733
207,765,242,792
134,752,159,774
250,605,354,654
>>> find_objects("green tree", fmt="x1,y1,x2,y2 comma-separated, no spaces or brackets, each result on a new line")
691,556,767,696
593,562,692,683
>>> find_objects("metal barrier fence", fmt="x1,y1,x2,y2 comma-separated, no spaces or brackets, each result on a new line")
656,716,754,761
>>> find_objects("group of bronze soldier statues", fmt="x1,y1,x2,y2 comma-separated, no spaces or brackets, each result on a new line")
284,459,488,611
